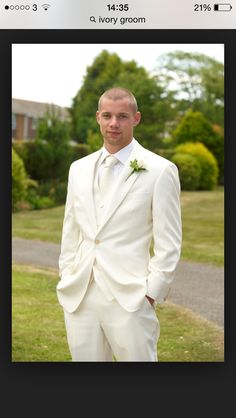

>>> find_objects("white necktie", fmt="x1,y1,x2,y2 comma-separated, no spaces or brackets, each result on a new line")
99,155,118,196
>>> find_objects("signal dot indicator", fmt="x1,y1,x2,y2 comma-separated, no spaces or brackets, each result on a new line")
5,5,9,9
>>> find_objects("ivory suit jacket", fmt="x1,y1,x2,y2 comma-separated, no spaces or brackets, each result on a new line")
57,140,182,313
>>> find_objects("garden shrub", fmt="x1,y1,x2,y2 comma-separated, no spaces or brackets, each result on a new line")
12,148,28,211
172,109,224,182
171,153,201,190
27,188,55,210
37,180,68,205
13,141,51,181
175,142,219,190
172,109,218,150
13,141,91,183
70,143,91,161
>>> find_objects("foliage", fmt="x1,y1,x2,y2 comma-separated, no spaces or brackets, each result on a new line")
155,51,224,126
172,109,224,182
26,189,55,210
209,128,224,184
13,106,72,210
175,142,218,190
23,178,68,210
172,153,201,190
87,129,103,152
70,143,91,159
12,140,91,211
14,141,51,181
12,148,28,210
35,105,72,181
173,109,217,146
36,180,68,205
36,104,70,143
13,137,69,182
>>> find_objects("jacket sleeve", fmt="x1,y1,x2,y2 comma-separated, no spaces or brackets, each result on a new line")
58,164,81,279
147,163,182,303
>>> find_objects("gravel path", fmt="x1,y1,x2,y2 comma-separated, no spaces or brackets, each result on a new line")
12,237,224,328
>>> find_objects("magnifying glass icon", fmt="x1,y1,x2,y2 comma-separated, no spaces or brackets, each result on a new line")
90,16,96,23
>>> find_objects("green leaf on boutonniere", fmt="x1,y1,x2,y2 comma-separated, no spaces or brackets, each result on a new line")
126,158,147,181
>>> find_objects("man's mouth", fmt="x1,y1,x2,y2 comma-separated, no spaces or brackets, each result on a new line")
107,131,121,135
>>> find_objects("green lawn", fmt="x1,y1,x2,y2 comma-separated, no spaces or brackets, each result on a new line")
12,264,224,362
12,205,64,243
180,187,224,265
12,265,71,362
12,187,224,265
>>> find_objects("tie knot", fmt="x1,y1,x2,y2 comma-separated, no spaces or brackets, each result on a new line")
104,155,118,168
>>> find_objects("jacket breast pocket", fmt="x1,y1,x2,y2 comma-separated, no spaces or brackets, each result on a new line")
125,192,152,215
125,191,152,201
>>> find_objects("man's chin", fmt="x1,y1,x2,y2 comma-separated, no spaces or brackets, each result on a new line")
106,136,122,145
107,133,121,140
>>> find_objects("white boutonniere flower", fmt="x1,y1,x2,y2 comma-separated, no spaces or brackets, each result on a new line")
126,158,148,181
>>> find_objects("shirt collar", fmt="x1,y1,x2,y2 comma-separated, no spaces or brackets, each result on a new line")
101,138,136,165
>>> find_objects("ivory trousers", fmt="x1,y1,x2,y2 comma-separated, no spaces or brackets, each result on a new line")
63,279,160,362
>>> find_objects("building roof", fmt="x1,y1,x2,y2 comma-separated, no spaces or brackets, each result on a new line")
12,98,69,120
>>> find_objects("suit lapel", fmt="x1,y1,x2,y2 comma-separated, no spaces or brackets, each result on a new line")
85,149,102,233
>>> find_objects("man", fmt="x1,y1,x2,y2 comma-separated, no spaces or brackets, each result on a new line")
57,87,182,361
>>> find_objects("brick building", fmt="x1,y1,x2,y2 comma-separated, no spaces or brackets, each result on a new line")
12,98,69,141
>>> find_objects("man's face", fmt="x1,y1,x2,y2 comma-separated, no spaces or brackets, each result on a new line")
96,98,141,151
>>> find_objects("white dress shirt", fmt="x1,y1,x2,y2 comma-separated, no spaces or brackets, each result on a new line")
98,138,136,183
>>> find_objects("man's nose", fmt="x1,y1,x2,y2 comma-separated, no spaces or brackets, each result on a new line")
109,116,119,126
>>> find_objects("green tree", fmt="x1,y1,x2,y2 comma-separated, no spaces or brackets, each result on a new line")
155,51,224,126
35,105,72,181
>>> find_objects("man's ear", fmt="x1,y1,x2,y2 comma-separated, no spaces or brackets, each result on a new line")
96,111,100,124
133,111,141,126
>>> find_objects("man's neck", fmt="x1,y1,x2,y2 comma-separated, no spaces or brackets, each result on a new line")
103,139,133,155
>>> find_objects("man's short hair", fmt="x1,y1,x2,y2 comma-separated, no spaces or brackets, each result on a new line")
98,87,138,113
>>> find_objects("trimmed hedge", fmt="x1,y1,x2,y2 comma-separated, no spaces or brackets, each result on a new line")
175,142,219,190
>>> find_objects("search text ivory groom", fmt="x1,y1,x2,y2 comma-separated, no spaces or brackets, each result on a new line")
57,87,182,361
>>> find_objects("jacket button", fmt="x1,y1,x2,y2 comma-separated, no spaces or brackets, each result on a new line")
95,239,100,245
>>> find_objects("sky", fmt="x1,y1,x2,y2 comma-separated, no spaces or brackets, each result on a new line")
12,43,224,108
